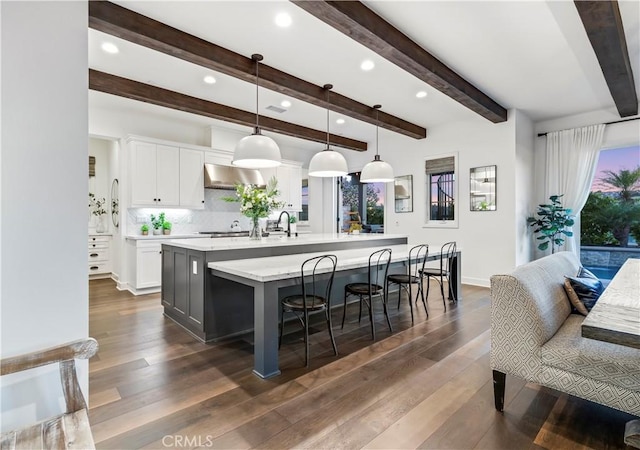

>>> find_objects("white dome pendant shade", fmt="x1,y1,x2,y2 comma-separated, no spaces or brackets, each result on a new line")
360,104,394,183
232,54,282,169
309,84,348,177
234,130,282,168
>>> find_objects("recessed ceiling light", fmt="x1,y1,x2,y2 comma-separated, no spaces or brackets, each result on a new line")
280,100,291,108
275,12,292,27
203,75,217,84
416,91,428,98
336,118,345,125
101,42,119,54
360,60,375,71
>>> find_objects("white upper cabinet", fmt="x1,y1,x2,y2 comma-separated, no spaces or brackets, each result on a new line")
261,163,302,211
131,142,180,207
179,148,205,209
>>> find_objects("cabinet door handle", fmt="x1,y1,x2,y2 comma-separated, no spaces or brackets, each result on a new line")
159,251,162,254
202,200,205,203
92,244,96,247
90,266,99,270
158,198,161,202
90,253,99,257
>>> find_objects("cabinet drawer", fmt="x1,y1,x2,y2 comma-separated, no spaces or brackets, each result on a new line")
88,249,109,262
88,242,109,250
88,262,110,274
89,236,110,243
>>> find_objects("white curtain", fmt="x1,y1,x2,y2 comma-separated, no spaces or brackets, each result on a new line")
544,124,605,255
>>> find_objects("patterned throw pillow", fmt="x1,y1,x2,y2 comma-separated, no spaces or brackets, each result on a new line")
564,267,604,315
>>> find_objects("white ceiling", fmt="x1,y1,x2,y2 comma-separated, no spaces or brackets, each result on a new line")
89,0,640,150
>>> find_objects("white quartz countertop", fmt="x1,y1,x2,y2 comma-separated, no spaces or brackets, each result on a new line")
208,245,409,282
208,244,448,283
165,233,408,252
125,233,204,241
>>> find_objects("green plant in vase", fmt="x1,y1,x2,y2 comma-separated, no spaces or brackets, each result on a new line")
222,177,283,239
150,212,165,235
141,224,149,236
527,195,574,253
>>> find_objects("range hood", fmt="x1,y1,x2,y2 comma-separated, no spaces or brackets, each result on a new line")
204,163,265,190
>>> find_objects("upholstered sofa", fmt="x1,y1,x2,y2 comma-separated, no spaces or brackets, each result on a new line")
490,251,640,418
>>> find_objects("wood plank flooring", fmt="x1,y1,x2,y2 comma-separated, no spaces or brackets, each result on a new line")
88,279,634,449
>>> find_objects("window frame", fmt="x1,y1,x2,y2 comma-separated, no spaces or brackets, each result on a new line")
423,152,459,229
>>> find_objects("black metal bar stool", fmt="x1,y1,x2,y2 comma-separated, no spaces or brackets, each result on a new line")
420,241,457,311
386,244,429,323
342,248,392,340
279,254,338,367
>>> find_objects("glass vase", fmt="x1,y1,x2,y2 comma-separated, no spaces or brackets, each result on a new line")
96,215,107,233
249,217,261,240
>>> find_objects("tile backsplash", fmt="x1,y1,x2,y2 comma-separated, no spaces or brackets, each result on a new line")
127,189,258,234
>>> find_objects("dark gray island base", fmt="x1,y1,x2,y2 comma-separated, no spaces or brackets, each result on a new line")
161,235,409,342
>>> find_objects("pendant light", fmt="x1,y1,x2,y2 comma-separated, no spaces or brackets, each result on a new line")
233,54,282,169
360,104,394,183
308,84,348,177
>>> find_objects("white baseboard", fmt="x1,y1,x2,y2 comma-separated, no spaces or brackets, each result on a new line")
127,285,161,296
462,277,490,288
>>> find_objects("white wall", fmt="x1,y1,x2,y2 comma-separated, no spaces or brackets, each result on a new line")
343,112,525,286
1,1,88,430
514,110,535,265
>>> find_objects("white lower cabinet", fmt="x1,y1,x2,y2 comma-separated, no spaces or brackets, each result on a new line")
88,235,111,278
135,241,163,289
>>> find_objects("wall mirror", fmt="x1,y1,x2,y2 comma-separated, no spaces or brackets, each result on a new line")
470,165,496,211
394,175,413,213
111,178,119,227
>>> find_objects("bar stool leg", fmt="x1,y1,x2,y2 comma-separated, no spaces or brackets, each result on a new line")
341,287,348,329
326,308,338,356
279,307,285,349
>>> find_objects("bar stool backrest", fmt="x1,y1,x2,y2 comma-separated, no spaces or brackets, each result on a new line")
368,248,392,293
409,244,429,278
440,241,457,274
300,254,338,313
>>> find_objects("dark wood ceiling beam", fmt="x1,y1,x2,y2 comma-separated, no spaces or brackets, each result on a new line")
292,1,508,123
89,70,368,152
574,0,638,117
88,1,426,139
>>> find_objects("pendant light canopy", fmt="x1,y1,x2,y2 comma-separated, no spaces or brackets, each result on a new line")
360,105,394,183
308,84,348,177
233,54,282,169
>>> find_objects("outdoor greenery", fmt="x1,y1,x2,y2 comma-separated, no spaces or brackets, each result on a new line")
527,195,575,253
581,166,640,247
342,182,384,225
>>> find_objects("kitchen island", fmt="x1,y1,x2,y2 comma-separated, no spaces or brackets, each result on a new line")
161,233,409,342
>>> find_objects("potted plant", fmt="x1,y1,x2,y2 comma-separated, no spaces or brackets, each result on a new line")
289,215,297,234
150,212,165,235
162,220,172,235
141,224,149,236
527,195,575,253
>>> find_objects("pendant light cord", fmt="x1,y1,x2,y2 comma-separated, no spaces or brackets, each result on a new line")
255,58,259,130
251,54,264,133
374,104,381,157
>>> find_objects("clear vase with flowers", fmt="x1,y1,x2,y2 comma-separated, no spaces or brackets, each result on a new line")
89,193,108,233
222,177,283,239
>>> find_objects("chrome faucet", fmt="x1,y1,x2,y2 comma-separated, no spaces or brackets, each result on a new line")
230,220,240,231
277,211,291,237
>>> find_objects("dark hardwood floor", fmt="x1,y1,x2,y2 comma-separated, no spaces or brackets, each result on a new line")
88,279,633,449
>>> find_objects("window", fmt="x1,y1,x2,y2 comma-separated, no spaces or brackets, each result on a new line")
299,178,309,222
580,145,640,280
341,172,385,233
425,154,458,228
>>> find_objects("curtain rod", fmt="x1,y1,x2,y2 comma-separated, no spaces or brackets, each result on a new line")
536,116,640,137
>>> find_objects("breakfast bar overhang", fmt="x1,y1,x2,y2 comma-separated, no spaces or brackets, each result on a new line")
161,234,461,378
